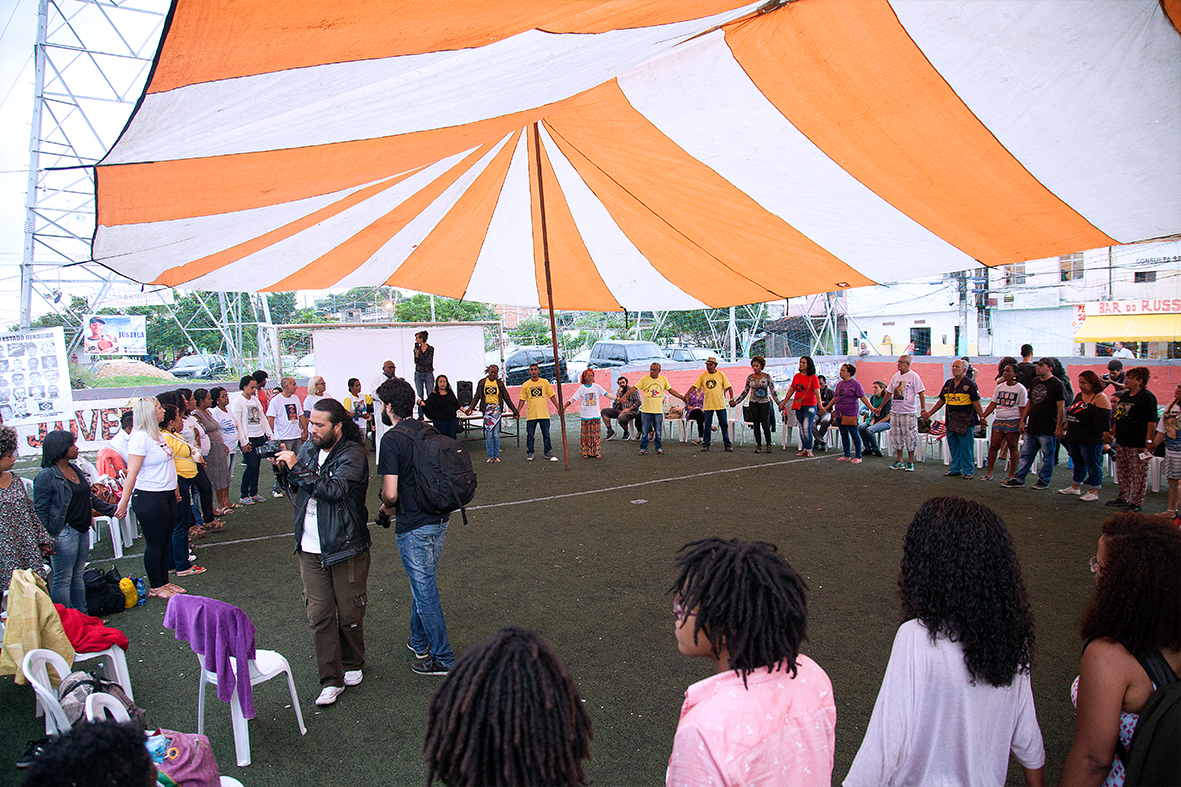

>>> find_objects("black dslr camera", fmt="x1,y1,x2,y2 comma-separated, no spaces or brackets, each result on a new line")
256,440,285,459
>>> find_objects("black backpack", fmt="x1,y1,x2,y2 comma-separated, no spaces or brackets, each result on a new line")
393,419,477,524
83,567,127,617
1118,647,1180,787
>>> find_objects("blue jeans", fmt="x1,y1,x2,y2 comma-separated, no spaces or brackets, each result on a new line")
795,406,817,450
702,409,731,448
396,522,455,666
860,421,890,453
947,431,976,475
839,423,863,458
526,418,552,456
1014,433,1056,485
414,370,433,418
640,412,664,451
1068,442,1103,489
485,421,501,459
50,526,88,614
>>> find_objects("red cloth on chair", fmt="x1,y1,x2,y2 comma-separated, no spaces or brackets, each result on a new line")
54,603,129,653
95,448,126,483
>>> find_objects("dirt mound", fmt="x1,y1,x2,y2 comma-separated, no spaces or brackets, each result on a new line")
91,358,177,380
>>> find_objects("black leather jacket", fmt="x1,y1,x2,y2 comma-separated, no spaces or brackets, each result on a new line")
285,437,370,568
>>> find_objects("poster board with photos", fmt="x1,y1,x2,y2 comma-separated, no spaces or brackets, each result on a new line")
0,327,73,427
81,314,147,356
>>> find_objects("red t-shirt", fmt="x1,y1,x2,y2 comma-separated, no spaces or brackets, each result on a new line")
790,373,820,409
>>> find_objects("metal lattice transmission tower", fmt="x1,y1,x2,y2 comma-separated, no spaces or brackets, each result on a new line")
19,0,270,370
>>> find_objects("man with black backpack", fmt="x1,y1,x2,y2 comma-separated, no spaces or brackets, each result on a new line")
376,377,458,676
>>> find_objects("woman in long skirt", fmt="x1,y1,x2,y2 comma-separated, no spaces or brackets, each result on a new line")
565,369,608,458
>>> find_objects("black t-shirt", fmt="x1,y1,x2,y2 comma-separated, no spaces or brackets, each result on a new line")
1112,388,1159,447
1064,394,1111,445
1025,375,1064,435
377,419,447,534
1015,362,1036,389
64,469,91,533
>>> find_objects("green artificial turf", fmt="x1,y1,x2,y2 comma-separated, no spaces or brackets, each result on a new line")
1,418,1138,785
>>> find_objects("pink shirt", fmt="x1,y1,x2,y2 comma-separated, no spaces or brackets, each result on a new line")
667,654,836,787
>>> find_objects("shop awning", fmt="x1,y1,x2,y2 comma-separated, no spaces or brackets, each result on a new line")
1073,313,1181,342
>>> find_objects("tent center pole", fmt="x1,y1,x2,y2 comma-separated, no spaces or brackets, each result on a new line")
532,122,570,470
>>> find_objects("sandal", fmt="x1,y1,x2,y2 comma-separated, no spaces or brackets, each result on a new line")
205,520,226,532
165,583,187,593
148,587,174,599
189,525,208,539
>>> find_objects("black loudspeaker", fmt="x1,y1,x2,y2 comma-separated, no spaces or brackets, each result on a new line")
457,380,473,407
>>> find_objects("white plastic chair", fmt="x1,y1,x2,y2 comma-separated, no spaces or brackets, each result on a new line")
196,650,307,767
89,515,127,558
21,649,73,736
74,644,134,702
85,691,130,723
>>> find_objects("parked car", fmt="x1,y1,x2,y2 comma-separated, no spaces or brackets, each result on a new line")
664,346,721,364
503,346,568,385
587,340,667,369
292,353,315,378
566,348,592,382
169,354,228,379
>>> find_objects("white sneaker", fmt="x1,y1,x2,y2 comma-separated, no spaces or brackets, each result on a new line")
1080,490,1100,502
343,670,363,686
314,685,345,706
1057,486,1082,495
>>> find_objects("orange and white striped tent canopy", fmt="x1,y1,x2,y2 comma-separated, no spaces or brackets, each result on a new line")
94,0,1181,311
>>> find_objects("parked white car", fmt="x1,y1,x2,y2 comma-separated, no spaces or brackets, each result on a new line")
292,353,315,378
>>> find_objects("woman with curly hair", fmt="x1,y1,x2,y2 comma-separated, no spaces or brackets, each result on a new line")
668,537,835,787
786,356,822,456
0,425,53,591
423,626,592,786
845,497,1044,787
1060,513,1181,787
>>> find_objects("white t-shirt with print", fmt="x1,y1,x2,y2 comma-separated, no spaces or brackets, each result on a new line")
990,381,1029,421
267,393,304,440
887,370,926,415
574,383,608,419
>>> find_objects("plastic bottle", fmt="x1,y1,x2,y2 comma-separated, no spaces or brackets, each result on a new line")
134,577,148,606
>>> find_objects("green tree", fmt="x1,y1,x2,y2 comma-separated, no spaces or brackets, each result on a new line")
394,294,496,323
509,317,553,346
266,292,297,324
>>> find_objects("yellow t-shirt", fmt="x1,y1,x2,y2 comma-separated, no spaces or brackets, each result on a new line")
519,378,555,420
163,431,197,479
636,375,672,414
480,378,500,407
693,370,731,411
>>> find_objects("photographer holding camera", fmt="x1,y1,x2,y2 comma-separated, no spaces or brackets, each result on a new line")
272,398,371,707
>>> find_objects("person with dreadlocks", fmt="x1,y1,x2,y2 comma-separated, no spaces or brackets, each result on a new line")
422,626,593,786
844,497,1045,787
667,536,835,787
